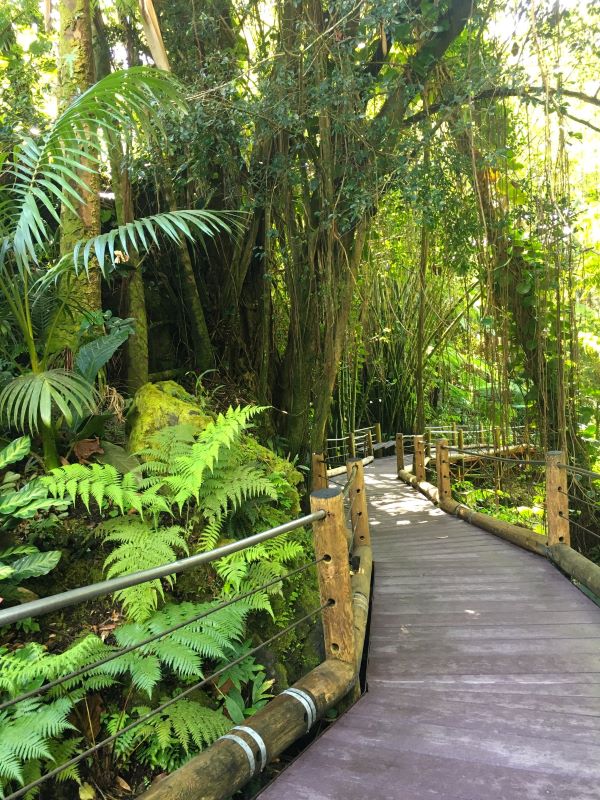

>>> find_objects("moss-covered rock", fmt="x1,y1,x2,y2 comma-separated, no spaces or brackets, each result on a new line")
128,381,212,452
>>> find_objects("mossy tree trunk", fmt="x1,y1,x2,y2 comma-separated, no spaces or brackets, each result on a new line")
54,0,101,351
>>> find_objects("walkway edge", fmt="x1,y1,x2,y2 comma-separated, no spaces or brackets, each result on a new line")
398,468,547,555
397,468,600,598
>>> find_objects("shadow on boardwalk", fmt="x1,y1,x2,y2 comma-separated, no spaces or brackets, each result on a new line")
258,457,600,800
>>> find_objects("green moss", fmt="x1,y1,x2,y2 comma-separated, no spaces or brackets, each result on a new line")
128,381,213,452
239,436,303,516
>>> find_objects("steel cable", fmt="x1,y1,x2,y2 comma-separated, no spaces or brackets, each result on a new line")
0,559,324,713
4,602,331,800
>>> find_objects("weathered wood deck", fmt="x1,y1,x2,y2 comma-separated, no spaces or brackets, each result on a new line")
259,456,600,799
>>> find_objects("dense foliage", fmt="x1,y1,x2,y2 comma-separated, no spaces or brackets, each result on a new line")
0,0,599,797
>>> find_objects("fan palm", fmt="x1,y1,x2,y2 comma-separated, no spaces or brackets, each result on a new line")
0,67,234,468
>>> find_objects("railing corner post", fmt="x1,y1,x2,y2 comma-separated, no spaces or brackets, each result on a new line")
366,430,374,457
348,431,356,459
546,450,570,547
310,487,355,665
395,433,405,477
347,457,370,548
413,434,425,482
374,422,382,444
457,429,464,481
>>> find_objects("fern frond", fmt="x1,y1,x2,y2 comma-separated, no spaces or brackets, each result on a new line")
99,519,188,622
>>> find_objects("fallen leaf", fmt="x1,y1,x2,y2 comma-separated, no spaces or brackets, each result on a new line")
74,437,104,465
116,776,132,793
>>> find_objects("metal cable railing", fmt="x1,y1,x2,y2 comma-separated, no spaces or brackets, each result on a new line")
0,558,324,713
0,511,328,800
0,513,325,627
4,602,330,800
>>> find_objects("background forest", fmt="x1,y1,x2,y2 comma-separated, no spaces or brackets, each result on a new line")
0,0,599,797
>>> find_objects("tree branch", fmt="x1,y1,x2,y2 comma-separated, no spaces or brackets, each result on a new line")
402,85,600,127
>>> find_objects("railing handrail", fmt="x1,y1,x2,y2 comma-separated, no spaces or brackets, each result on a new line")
0,511,325,628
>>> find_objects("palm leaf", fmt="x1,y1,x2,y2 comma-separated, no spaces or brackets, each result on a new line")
0,370,97,432
3,67,186,276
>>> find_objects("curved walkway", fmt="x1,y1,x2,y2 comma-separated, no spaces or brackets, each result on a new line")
259,456,600,799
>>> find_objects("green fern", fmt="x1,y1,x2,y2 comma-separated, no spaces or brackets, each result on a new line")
41,462,168,517
107,699,231,771
0,697,76,795
140,407,273,511
99,519,189,622
111,600,249,693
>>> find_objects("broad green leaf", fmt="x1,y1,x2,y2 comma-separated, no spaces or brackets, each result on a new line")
0,436,31,470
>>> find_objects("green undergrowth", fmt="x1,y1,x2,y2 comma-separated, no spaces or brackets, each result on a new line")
0,389,319,799
452,479,546,536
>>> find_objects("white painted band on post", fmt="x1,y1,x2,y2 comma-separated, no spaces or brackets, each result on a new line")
233,725,268,771
353,592,369,613
221,734,256,774
281,688,317,731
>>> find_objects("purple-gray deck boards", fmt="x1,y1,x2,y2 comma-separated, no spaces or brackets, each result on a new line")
258,456,600,799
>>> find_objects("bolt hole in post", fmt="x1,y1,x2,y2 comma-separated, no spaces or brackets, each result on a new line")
323,554,332,562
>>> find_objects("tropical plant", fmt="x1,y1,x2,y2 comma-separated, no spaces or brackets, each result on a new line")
106,699,231,773
100,520,189,622
41,462,169,518
0,598,250,796
0,66,234,468
0,435,68,532
0,545,61,604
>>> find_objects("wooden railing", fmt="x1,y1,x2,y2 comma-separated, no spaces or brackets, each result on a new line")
138,458,373,799
321,420,532,483
1,462,373,800
397,435,600,601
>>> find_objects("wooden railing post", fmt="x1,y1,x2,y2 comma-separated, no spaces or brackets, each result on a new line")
347,458,370,548
451,422,458,447
413,435,425,482
546,451,570,547
310,488,355,664
395,434,405,476
457,429,464,481
436,437,451,503
311,452,328,491
424,429,431,458
348,432,356,459
366,430,374,457
374,422,382,444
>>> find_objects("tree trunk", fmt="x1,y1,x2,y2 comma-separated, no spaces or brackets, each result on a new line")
415,224,428,433
93,8,149,392
137,0,215,373
53,0,101,351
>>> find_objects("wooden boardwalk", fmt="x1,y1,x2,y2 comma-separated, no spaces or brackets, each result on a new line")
259,456,600,799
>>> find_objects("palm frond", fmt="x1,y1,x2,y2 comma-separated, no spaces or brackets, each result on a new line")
0,370,97,432
3,67,185,275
